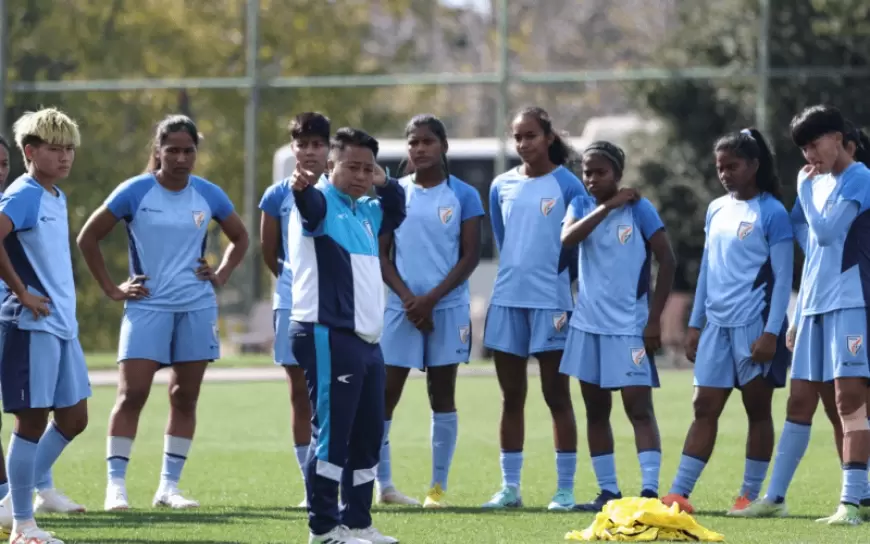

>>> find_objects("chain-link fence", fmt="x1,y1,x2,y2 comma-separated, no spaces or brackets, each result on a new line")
3,0,867,351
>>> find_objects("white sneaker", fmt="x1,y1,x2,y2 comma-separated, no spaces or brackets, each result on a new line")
9,523,64,543
33,489,86,514
309,525,371,544
104,480,130,511
376,486,421,506
0,496,12,531
152,486,199,509
349,526,398,544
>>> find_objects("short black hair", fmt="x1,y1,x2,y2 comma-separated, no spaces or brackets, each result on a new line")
289,112,330,142
845,120,870,167
790,104,847,148
715,128,782,200
330,127,379,159
0,135,9,154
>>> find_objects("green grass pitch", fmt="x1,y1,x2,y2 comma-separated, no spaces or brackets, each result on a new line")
15,370,867,543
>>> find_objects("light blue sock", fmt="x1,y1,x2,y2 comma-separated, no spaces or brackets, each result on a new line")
0,482,8,499
841,465,867,506
741,458,770,500
107,436,134,482
669,454,706,497
376,420,393,488
34,423,70,491
591,453,619,494
638,450,661,493
294,444,310,484
8,434,38,521
431,412,458,490
555,451,576,491
765,421,811,502
500,451,523,489
160,435,192,486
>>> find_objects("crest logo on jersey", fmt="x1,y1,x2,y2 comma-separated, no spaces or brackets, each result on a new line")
824,200,835,214
193,211,206,228
362,220,374,240
617,225,633,245
541,198,556,216
848,335,864,356
439,207,454,224
553,312,567,332
631,348,646,366
737,221,754,240
459,325,470,345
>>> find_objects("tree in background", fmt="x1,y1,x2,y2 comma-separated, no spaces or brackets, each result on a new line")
6,0,413,350
626,0,870,291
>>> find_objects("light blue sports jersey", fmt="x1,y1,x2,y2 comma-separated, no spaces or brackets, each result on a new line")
386,175,485,311
259,176,328,310
105,173,235,312
0,175,78,339
796,162,870,315
489,166,586,310
289,180,406,343
568,196,664,336
699,193,793,328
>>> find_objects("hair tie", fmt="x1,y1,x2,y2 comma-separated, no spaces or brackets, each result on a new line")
741,129,755,140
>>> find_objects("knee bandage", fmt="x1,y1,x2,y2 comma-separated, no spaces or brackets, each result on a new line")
841,403,869,433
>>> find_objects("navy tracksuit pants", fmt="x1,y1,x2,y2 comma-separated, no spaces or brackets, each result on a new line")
291,322,385,536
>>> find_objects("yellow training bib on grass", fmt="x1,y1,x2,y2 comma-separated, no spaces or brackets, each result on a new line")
565,497,725,542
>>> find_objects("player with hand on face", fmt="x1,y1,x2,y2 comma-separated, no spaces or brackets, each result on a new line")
736,105,870,525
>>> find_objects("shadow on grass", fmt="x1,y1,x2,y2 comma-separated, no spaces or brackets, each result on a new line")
41,506,308,530
70,540,244,544
695,509,820,521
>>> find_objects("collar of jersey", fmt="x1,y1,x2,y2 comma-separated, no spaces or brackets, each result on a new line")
325,183,358,211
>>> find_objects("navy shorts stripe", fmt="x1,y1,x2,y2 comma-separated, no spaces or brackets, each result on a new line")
0,324,31,412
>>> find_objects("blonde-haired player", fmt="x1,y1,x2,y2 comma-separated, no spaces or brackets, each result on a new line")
0,108,90,544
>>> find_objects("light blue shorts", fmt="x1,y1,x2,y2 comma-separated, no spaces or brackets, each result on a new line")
694,319,790,389
0,325,91,413
483,305,570,358
118,306,220,366
273,309,297,366
791,308,870,382
560,327,659,389
381,305,472,370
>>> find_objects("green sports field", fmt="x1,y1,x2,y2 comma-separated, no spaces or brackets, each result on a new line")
14,370,865,543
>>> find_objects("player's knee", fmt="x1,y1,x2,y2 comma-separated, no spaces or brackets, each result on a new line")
691,395,721,421
785,390,816,422
626,401,655,426
116,387,149,413
744,403,773,425
502,391,526,414
168,384,200,415
839,401,869,433
542,385,572,414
